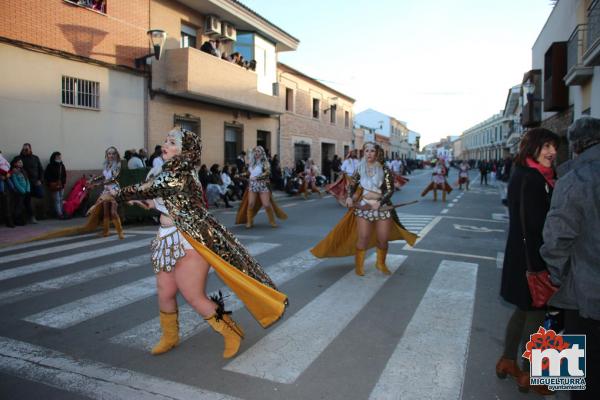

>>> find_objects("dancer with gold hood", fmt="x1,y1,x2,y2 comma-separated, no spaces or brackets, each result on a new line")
311,142,418,276
235,145,287,228
95,129,287,359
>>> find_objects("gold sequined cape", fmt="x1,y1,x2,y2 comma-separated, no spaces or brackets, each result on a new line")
311,166,418,258
235,189,287,225
116,164,287,328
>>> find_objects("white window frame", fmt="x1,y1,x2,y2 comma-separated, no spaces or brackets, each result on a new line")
61,76,100,110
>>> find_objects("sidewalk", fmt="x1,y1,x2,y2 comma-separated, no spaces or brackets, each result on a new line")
0,190,290,248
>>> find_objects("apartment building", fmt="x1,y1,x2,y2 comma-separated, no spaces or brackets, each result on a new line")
461,112,508,161
522,0,600,163
0,0,149,174
354,109,411,159
148,0,299,168
277,63,354,171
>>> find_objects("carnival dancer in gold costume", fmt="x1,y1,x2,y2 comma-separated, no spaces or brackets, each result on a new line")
421,160,452,202
86,147,125,239
235,146,286,228
311,142,418,276
325,150,358,206
96,129,287,359
299,158,322,199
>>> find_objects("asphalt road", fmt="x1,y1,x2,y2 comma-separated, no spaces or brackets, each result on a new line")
0,168,567,399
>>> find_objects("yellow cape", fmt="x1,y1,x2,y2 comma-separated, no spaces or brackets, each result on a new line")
310,210,418,258
182,232,287,328
235,190,288,225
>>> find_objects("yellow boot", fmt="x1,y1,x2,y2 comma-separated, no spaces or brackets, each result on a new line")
102,217,110,237
204,292,244,358
112,217,125,239
245,207,254,229
355,248,366,276
265,207,277,228
376,247,391,275
442,190,447,202
151,310,179,355
433,189,438,202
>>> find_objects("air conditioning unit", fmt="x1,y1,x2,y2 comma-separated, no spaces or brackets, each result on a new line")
204,15,221,36
220,22,237,41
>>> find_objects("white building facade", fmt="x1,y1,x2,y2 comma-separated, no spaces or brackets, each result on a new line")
461,112,508,161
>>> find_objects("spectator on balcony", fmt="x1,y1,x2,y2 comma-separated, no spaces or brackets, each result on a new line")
92,0,106,13
229,52,241,64
200,39,220,57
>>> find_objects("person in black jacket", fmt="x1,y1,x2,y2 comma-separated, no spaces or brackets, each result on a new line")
20,143,44,221
496,128,559,395
44,152,67,219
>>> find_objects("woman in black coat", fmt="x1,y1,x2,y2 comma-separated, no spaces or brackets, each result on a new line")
496,128,559,395
44,152,67,218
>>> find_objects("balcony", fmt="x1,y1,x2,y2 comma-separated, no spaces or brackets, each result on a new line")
583,0,600,66
565,24,594,85
152,47,283,115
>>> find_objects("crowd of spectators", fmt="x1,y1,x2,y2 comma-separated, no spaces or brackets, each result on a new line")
200,39,257,71
67,0,107,14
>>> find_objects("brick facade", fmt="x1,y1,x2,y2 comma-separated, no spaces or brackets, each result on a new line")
0,0,149,67
540,106,573,165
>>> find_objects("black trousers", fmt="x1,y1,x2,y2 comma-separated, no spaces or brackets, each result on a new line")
565,310,599,400
480,172,488,185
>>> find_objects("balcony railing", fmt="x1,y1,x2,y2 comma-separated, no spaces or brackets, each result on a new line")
584,0,600,65
565,24,593,85
152,47,283,115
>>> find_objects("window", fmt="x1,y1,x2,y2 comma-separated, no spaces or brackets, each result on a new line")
174,114,200,135
235,32,254,61
180,24,197,48
312,98,320,119
257,130,270,154
65,0,107,14
345,111,350,128
61,76,100,109
225,125,243,165
294,143,311,164
330,106,336,124
285,88,294,112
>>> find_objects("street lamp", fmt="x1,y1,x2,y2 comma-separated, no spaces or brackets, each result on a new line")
135,29,168,68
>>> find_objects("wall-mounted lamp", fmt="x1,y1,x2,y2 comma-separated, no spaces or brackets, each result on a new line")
135,29,168,68
323,97,339,114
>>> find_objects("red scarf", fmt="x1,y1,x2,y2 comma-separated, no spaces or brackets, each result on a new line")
526,157,555,188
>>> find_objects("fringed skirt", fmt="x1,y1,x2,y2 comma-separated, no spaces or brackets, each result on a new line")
150,226,192,273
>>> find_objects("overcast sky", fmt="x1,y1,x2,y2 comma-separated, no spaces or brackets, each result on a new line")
242,0,554,146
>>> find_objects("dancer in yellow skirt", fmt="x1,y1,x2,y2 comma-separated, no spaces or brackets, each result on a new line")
421,159,452,201
311,142,418,276
235,146,287,228
95,129,287,359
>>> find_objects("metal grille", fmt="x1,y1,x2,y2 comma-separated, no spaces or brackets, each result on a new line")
588,0,600,53
567,24,587,72
61,76,100,109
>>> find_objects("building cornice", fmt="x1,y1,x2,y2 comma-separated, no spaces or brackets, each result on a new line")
278,62,355,103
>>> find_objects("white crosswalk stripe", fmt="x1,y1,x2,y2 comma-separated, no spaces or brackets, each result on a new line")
22,242,279,329
110,249,322,350
224,254,407,384
0,233,98,255
0,254,148,306
0,336,241,400
0,235,128,264
369,260,478,400
0,239,149,282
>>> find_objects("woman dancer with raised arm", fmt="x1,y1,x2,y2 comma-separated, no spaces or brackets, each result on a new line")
311,142,418,276
98,129,287,359
235,146,286,228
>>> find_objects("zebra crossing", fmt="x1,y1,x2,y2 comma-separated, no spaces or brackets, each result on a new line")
0,215,478,400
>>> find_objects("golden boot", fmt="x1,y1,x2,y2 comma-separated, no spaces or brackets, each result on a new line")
112,217,125,239
205,292,244,358
265,207,277,228
355,248,366,276
245,207,254,229
376,247,391,275
433,189,438,202
442,190,447,202
151,310,179,355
